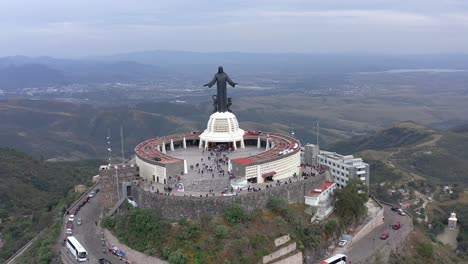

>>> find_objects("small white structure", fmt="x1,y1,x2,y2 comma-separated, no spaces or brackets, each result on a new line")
199,111,245,149
448,212,457,229
305,181,337,220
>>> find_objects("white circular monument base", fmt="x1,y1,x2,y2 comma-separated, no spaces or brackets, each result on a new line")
199,111,245,149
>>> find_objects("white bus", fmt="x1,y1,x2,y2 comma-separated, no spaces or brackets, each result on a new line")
320,254,347,264
66,236,87,262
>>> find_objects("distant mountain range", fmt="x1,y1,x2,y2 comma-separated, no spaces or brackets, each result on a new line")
2,52,468,90
0,56,170,90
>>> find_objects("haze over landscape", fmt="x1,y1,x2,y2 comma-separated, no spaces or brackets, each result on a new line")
0,1,468,264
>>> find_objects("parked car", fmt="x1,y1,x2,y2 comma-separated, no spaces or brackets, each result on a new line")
391,207,400,212
66,221,73,236
84,196,90,203
89,191,96,198
95,188,100,194
397,209,406,216
338,239,348,247
392,221,401,230
380,232,390,240
77,218,82,225
68,214,75,222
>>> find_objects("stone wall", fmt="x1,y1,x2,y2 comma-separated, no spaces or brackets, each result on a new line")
351,198,384,242
166,161,184,178
271,252,303,264
99,165,139,211
263,242,297,264
133,174,325,221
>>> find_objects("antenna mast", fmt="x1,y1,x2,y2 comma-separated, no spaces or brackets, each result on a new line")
120,123,125,163
107,128,112,165
316,121,319,146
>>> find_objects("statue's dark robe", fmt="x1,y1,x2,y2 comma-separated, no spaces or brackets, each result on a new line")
205,72,236,112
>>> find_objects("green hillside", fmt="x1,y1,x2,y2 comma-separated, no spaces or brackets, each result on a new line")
0,98,351,160
328,122,468,259
0,148,99,262
328,121,434,155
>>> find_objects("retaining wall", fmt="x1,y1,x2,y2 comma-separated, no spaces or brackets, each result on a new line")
133,174,325,221
351,198,384,242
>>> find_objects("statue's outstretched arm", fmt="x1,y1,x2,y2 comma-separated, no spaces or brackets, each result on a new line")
204,75,217,87
226,75,237,87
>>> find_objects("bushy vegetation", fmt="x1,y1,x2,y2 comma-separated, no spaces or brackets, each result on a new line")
17,222,61,264
105,199,339,264
0,148,100,262
334,178,369,226
102,208,169,254
224,204,248,225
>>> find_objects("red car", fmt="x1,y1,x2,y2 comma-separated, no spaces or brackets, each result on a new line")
380,232,390,240
392,221,401,230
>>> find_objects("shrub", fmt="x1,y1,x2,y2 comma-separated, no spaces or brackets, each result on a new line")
214,225,228,239
250,234,267,249
168,249,189,264
417,242,433,258
267,198,289,215
101,216,115,229
177,221,201,242
224,204,247,225
161,247,171,260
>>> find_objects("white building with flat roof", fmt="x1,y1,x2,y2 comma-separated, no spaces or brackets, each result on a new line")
305,181,337,220
302,144,370,188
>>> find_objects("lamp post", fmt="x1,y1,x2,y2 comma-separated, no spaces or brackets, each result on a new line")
114,165,120,199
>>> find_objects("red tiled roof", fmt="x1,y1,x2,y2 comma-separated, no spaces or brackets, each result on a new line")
135,132,202,164
231,132,301,166
244,131,260,136
306,181,336,197
232,158,254,165
261,171,276,178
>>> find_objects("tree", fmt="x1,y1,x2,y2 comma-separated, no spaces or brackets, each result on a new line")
224,204,247,225
334,178,369,226
324,219,339,240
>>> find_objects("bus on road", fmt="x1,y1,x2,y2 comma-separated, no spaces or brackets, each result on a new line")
66,236,87,262
320,254,348,264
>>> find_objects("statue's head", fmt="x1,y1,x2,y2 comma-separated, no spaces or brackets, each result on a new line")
218,66,224,73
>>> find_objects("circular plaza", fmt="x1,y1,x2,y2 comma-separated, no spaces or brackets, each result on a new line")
134,131,302,196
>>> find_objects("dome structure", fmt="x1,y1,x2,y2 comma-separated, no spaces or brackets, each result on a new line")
199,111,245,149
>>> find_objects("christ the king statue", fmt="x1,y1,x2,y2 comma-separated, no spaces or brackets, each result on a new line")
204,66,237,113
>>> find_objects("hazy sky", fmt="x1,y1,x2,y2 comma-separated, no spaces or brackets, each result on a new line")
1,0,468,57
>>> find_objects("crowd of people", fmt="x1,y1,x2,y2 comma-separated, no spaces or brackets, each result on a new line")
140,145,326,197
192,145,233,179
